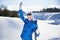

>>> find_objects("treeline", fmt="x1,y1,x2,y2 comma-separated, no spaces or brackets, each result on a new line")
0,9,18,17
0,5,60,17
32,7,60,13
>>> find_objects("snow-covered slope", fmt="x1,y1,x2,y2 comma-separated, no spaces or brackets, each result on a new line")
0,17,60,40
37,20,60,40
0,17,24,40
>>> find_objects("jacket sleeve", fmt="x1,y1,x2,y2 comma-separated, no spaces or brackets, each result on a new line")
32,20,38,33
33,20,40,37
18,9,25,22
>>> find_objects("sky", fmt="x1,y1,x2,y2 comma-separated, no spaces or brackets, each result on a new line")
0,0,60,12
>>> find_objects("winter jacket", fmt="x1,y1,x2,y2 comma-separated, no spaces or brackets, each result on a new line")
19,9,39,40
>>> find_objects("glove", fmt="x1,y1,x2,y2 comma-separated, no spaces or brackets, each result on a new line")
35,29,40,37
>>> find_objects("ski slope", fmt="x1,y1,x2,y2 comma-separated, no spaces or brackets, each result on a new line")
0,16,60,40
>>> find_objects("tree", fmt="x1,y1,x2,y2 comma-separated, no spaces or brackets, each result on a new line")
10,11,18,17
1,9,10,16
0,5,7,10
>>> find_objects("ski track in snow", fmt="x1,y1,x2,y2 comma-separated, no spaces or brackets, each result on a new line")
0,16,60,40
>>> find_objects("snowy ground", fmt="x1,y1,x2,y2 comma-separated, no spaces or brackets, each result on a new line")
0,16,60,40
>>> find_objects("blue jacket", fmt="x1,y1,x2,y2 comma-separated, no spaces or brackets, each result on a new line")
19,9,39,40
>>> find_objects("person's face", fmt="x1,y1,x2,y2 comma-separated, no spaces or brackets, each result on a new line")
27,15,33,21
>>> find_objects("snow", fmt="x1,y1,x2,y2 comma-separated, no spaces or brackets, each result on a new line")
0,16,60,40
37,20,60,40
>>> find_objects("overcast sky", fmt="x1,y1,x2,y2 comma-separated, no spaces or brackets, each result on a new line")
0,0,60,12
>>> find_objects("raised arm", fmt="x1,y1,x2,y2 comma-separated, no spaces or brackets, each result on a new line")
18,2,25,22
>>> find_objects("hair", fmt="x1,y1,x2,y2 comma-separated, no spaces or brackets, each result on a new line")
27,13,32,16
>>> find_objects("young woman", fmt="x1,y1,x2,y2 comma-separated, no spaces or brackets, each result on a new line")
18,2,40,40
